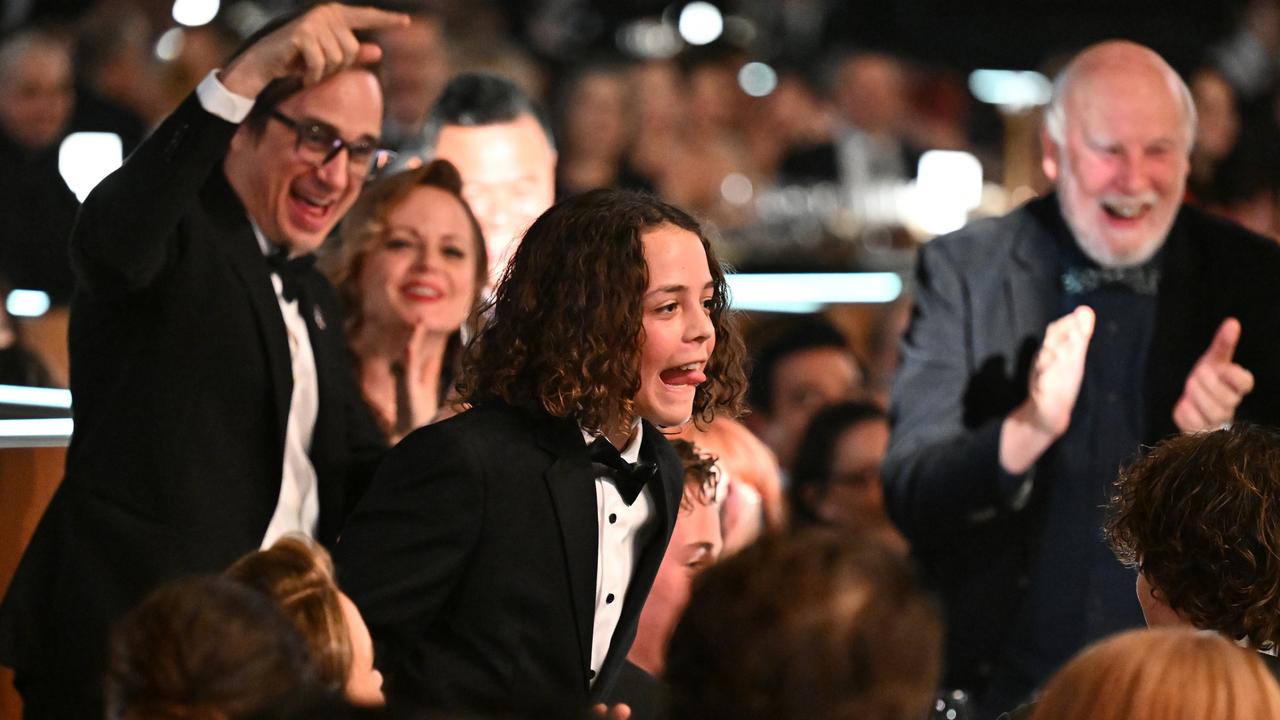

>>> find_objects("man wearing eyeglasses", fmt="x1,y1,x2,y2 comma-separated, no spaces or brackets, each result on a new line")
0,5,407,717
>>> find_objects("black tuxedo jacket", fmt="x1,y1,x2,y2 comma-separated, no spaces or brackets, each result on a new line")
883,194,1280,695
0,92,385,701
335,401,684,715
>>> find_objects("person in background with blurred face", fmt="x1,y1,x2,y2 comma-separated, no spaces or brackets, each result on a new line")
377,12,451,153
790,401,907,554
0,29,73,152
331,158,487,440
0,28,79,304
0,6,407,716
745,315,865,474
885,40,1280,718
398,72,556,285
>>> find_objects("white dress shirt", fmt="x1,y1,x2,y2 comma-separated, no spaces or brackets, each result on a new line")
581,424,657,685
195,70,321,547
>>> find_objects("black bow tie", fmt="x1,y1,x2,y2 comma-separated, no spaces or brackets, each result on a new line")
266,246,316,303
1061,265,1160,296
587,436,657,506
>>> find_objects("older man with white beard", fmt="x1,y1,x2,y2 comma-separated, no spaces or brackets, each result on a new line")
883,40,1280,719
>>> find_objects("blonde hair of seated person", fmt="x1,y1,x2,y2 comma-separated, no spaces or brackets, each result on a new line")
1028,628,1280,720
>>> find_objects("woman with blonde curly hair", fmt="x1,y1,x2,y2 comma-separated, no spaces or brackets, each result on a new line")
335,188,748,714
1028,628,1280,720
328,158,487,440
225,535,384,706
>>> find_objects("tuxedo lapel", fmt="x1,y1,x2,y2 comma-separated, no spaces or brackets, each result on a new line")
537,417,598,689
205,172,294,447
594,423,681,696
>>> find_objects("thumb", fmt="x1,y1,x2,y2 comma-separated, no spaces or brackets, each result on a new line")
1203,317,1241,364
354,42,383,66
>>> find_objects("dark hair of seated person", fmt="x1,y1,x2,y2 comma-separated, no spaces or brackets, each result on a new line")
664,529,941,720
105,575,316,720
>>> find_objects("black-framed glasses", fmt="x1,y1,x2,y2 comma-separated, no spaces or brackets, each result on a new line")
269,110,396,179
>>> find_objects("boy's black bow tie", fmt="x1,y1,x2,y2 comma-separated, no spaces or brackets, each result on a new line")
587,436,657,506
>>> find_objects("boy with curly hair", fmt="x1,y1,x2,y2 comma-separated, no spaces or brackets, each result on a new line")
334,189,747,714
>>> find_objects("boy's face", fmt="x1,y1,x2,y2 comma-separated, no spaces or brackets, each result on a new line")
635,225,716,429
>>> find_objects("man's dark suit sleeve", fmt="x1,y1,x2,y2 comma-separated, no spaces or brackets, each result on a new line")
70,92,237,296
883,238,1024,545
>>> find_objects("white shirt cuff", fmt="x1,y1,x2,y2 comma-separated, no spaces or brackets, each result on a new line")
196,69,256,124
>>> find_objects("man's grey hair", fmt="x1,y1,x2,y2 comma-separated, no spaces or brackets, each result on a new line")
1043,57,1198,149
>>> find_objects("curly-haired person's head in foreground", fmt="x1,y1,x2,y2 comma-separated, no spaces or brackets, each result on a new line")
664,529,941,720
1107,423,1280,646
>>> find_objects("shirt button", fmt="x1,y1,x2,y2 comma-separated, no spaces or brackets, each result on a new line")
606,593,615,604
588,670,597,680
609,513,617,524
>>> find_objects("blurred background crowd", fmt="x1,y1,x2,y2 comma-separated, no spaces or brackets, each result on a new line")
6,0,1280,391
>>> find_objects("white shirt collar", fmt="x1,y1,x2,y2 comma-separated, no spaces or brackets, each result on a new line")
580,420,644,465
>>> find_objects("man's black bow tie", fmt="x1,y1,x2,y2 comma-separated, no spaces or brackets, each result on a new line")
1061,265,1161,296
587,436,657,506
266,246,316,303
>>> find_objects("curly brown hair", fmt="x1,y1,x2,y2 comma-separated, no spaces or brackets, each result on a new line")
458,188,747,433
329,158,488,340
1106,423,1280,646
671,438,719,512
224,536,352,694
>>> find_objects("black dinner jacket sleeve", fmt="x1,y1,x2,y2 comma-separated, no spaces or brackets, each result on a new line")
71,91,238,297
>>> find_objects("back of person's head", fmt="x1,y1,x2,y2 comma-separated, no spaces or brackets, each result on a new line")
224,536,353,695
106,575,313,720
1028,628,1280,720
665,529,941,720
420,72,555,153
1107,423,1280,646
458,188,746,433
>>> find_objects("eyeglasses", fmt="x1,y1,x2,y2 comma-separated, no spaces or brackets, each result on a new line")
269,110,396,179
